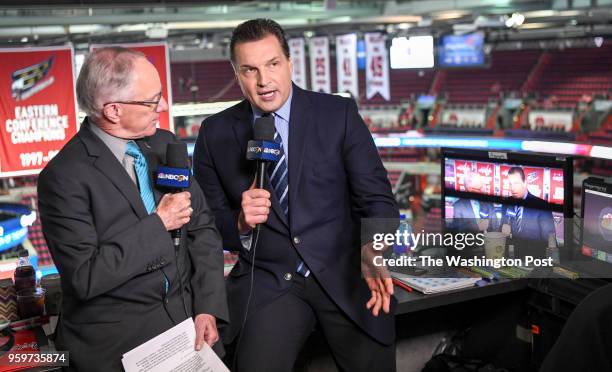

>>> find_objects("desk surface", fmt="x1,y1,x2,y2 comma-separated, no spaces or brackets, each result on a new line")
394,279,529,315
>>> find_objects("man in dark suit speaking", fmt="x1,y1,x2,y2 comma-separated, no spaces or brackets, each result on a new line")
193,19,399,371
501,166,555,242
37,47,228,371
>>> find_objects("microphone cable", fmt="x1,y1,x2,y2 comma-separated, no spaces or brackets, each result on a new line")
232,222,261,370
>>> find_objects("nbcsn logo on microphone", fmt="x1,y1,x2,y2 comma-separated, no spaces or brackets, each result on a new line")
156,166,191,188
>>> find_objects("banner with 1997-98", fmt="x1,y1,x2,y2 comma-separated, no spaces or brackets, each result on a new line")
0,45,78,177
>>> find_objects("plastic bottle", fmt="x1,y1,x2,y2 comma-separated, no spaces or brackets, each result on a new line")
14,250,36,293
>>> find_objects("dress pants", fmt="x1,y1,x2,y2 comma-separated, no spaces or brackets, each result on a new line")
233,273,396,372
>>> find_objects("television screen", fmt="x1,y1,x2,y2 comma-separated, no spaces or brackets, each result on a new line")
581,188,612,261
390,35,434,69
442,149,573,259
438,32,485,68
444,158,566,206
578,178,612,277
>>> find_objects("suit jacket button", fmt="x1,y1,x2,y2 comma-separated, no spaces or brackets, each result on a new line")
293,236,301,245
283,273,292,281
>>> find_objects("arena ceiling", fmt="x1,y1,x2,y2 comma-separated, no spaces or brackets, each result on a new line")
0,0,611,48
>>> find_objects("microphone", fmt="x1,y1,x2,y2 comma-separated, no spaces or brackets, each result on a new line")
156,142,190,248
246,116,281,189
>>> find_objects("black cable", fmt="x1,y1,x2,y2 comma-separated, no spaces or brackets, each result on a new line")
160,267,178,325
174,241,190,318
232,223,261,371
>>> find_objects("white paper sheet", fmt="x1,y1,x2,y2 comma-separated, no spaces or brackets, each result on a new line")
122,318,229,372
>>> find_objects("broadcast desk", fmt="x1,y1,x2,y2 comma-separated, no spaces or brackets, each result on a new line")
393,278,530,315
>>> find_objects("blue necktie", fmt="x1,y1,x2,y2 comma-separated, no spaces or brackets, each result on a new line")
265,114,310,277
126,141,156,214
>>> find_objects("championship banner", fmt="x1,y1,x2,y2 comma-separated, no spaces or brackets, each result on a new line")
308,37,331,93
441,108,487,127
91,42,173,132
288,38,307,90
364,32,390,101
528,110,573,132
335,34,358,98
0,46,78,177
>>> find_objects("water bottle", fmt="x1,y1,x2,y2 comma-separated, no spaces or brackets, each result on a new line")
14,250,36,293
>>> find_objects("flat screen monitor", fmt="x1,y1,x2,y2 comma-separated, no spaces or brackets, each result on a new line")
438,32,486,68
442,148,573,257
390,35,434,69
577,177,612,277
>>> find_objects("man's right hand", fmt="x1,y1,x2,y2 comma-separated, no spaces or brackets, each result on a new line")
238,181,271,234
156,191,193,231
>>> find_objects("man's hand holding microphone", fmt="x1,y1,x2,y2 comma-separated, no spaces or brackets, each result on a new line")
156,191,193,231
238,182,271,234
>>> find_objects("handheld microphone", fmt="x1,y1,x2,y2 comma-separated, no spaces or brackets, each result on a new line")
246,116,280,189
156,142,190,248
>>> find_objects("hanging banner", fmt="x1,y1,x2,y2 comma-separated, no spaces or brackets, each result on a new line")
309,37,331,93
91,42,173,132
288,38,307,90
0,46,78,177
335,33,358,98
364,32,390,101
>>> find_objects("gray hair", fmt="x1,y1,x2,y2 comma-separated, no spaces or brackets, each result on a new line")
76,46,145,120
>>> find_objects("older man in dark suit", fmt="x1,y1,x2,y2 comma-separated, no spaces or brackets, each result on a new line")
193,19,399,372
38,47,228,371
452,171,497,232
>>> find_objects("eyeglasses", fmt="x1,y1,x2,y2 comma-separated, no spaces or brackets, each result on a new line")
103,96,163,110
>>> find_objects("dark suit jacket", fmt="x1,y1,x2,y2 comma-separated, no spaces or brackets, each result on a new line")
37,119,228,372
451,198,495,232
193,85,399,345
502,192,555,241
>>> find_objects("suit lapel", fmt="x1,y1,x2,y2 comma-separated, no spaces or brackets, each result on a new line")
288,86,313,223
233,100,289,228
78,120,149,218
231,100,253,169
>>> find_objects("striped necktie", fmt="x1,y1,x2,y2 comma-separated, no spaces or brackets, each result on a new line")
515,205,523,233
125,141,156,214
265,113,310,277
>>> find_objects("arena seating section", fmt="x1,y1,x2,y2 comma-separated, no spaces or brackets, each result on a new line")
530,46,612,107
170,46,612,134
